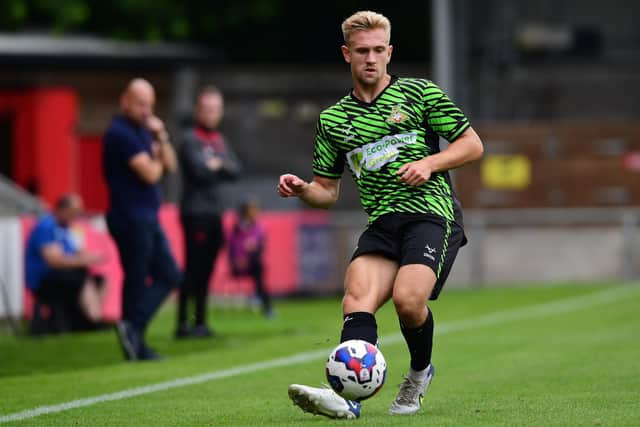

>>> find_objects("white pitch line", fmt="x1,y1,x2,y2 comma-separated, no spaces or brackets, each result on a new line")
1,284,638,424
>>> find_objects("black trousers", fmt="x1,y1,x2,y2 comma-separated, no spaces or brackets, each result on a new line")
178,214,223,326
32,268,89,333
107,214,181,334
248,259,271,313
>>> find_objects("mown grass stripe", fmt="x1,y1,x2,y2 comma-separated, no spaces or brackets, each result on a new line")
1,284,638,424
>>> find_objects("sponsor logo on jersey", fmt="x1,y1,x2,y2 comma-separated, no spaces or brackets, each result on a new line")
346,132,417,178
386,105,408,124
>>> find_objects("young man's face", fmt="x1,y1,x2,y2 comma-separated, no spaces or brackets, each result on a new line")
342,28,392,87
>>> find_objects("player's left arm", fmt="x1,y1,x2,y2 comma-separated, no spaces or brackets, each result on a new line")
147,115,177,174
397,127,483,186
217,140,242,179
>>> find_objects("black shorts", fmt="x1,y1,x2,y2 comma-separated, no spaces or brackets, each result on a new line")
351,213,467,300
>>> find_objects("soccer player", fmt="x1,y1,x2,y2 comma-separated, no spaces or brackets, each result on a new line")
278,10,483,419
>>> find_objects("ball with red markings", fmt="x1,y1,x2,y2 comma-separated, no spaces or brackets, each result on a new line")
325,339,387,401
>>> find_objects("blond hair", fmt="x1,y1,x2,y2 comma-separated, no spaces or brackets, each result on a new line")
341,10,391,45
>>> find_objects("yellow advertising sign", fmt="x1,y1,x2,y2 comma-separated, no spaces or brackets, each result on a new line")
481,154,531,190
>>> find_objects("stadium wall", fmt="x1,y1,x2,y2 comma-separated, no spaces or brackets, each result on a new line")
4,206,333,321
0,217,22,318
330,208,640,290
2,207,639,320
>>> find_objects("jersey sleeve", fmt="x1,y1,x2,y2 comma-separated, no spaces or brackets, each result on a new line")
112,126,148,162
311,118,344,179
32,222,56,250
423,82,470,142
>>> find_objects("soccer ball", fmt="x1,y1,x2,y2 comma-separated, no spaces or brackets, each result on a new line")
325,339,387,401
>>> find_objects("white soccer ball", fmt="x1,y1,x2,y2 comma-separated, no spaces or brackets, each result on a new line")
325,339,387,401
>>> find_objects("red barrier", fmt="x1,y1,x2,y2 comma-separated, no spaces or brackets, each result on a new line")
22,207,329,321
78,135,109,212
0,88,77,207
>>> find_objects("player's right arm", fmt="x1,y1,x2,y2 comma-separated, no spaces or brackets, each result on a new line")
279,111,342,207
147,115,178,174
277,174,340,209
283,113,344,208
127,116,176,184
129,151,164,184
41,243,103,269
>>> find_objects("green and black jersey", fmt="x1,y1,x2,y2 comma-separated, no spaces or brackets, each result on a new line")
312,76,470,225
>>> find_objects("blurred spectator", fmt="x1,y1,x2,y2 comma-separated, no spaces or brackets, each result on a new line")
103,78,181,361
228,198,273,318
176,86,241,338
25,194,106,334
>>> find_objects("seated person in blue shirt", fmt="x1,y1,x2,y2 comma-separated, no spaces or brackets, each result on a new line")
25,194,106,333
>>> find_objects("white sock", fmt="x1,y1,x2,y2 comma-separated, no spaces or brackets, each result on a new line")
408,364,431,382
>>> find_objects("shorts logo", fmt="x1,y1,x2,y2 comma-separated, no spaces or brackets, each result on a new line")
346,132,418,178
423,244,437,261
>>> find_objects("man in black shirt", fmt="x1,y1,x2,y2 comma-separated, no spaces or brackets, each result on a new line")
177,86,241,338
104,78,180,361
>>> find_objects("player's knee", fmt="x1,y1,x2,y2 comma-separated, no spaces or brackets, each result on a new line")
343,292,364,313
392,288,424,322
343,282,372,312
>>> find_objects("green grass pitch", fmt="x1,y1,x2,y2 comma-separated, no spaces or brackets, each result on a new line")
1,283,639,426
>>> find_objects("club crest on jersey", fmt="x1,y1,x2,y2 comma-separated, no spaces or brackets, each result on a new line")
386,105,408,124
346,132,417,178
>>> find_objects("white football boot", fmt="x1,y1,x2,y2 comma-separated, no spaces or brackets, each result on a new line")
288,384,361,419
388,363,435,415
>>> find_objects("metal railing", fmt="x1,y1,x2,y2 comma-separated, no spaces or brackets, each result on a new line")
0,175,45,217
